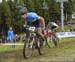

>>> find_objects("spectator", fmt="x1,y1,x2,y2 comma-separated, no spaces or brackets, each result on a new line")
22,33,26,41
15,34,21,41
0,32,6,43
2,35,6,43
56,20,60,26
7,27,15,48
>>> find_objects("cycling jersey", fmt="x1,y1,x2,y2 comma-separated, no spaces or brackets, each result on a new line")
50,22,59,32
50,22,58,27
47,22,59,31
25,12,40,22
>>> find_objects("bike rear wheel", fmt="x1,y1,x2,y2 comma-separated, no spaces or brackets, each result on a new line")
34,37,42,55
38,37,48,54
46,37,51,48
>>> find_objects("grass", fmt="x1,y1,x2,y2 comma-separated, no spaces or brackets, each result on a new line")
0,45,23,52
0,37,75,62
58,25,70,32
0,37,74,52
0,41,24,52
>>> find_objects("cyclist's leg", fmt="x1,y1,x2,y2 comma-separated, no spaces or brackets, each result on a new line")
30,20,45,41
51,26,57,38
53,27,58,38
36,28,45,41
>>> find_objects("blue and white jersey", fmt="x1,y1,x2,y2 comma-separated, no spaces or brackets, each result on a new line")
25,12,40,22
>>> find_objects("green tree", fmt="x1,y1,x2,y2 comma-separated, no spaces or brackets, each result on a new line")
1,0,12,26
0,5,2,24
64,0,74,21
7,0,24,33
0,0,12,34
23,0,35,11
47,0,60,21
0,0,75,33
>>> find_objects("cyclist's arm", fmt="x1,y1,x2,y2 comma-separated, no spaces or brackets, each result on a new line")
56,24,59,28
39,16,45,27
24,20,28,25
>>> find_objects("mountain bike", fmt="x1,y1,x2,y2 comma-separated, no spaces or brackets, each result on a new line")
23,25,47,59
45,24,59,48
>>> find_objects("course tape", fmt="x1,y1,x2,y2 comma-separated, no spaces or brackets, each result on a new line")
57,32,75,38
0,43,24,45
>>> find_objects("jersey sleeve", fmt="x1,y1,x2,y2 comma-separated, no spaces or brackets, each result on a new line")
31,12,40,20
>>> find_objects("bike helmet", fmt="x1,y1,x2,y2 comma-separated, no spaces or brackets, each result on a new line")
20,7,28,15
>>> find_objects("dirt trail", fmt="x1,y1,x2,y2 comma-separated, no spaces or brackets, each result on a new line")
0,40,75,62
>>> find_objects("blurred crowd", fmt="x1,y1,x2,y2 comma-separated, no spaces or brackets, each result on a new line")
0,20,75,44
0,33,26,43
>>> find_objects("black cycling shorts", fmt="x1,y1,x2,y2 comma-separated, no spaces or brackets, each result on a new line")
28,20,40,27
51,26,56,30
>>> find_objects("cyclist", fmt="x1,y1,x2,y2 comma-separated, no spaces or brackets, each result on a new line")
20,7,46,41
48,22,59,38
50,22,59,31
46,22,59,39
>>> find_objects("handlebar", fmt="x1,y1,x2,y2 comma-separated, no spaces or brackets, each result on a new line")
23,25,36,32
23,25,46,32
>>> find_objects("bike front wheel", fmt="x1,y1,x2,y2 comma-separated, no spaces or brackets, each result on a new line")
52,35,59,47
46,35,59,48
23,39,33,59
